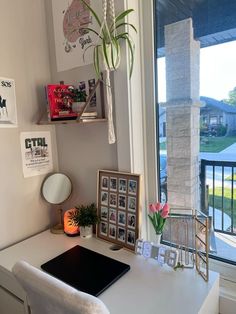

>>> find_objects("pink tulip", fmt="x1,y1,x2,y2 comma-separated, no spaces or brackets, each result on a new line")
149,202,162,213
149,203,157,213
161,203,169,218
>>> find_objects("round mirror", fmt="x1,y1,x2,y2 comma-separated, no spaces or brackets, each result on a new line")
42,173,72,205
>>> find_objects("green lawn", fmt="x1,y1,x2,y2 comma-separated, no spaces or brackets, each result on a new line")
208,187,236,228
160,136,236,153
225,174,236,181
200,136,236,153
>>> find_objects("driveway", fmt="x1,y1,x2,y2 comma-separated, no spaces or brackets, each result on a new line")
200,142,236,161
200,142,236,188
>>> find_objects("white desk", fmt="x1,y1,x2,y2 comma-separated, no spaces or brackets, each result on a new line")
0,230,219,314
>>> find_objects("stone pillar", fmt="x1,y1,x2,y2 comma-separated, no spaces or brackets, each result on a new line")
163,18,201,210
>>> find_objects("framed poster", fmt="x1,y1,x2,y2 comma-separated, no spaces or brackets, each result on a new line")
20,131,53,178
51,0,101,72
97,170,141,251
0,77,17,127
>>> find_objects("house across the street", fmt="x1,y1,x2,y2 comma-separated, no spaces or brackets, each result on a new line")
159,96,236,138
200,96,236,136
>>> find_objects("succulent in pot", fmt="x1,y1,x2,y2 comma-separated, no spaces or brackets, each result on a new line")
68,203,99,238
68,86,87,115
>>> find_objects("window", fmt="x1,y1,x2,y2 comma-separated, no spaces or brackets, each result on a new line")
155,0,236,269
210,116,217,125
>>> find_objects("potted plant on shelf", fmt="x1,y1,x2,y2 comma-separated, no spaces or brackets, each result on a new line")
81,0,137,78
68,86,87,116
68,203,99,238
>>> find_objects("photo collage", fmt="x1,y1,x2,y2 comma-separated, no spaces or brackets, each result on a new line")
97,171,140,250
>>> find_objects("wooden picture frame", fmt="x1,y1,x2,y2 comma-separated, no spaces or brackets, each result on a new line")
97,170,141,251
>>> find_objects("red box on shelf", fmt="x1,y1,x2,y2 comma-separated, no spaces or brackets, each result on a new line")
46,84,78,121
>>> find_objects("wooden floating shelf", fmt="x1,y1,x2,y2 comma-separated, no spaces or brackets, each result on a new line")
37,78,107,125
37,118,107,125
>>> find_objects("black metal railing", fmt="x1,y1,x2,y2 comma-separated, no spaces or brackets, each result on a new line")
200,159,236,235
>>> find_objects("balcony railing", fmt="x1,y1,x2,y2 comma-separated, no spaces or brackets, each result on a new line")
200,159,236,235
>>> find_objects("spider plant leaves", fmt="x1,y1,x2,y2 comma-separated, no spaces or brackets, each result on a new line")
118,34,135,78
80,0,102,28
102,40,110,70
80,27,101,38
110,38,120,70
114,9,134,25
93,45,100,78
115,32,129,40
80,1,136,79
126,36,135,78
111,22,137,34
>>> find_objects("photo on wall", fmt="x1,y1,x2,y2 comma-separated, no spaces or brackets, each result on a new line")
0,77,17,127
97,170,141,251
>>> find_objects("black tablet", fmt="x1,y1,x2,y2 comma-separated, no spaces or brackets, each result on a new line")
41,245,130,296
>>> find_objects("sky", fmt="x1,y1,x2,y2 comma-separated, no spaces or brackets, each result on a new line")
158,40,236,102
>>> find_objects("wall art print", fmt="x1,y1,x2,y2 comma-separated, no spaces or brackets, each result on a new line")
0,77,17,127
20,131,53,178
52,0,101,72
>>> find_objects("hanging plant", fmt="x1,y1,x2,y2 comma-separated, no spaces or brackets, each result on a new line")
81,0,137,78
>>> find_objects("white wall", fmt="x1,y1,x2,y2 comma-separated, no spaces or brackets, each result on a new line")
0,0,58,249
44,0,118,209
0,0,149,249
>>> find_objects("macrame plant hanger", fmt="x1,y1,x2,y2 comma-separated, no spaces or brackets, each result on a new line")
102,0,116,144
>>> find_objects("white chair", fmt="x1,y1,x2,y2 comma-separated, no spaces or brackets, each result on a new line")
12,261,110,314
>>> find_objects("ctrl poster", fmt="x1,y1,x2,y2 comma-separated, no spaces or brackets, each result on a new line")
20,131,53,178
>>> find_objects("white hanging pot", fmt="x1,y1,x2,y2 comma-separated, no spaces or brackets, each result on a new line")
80,225,93,238
100,43,121,71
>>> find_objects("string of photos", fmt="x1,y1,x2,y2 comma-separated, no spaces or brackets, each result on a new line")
135,209,210,282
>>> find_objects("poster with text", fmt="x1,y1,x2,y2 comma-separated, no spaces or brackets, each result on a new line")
20,132,53,178
52,0,101,72
0,77,17,127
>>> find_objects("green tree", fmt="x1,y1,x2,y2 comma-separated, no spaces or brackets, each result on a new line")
224,86,236,106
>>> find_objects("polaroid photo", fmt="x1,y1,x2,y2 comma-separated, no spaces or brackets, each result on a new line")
128,180,137,195
127,213,136,229
109,193,117,208
119,178,127,193
118,195,126,210
101,207,108,221
101,176,109,190
109,208,117,223
127,230,136,246
117,227,126,242
128,196,136,212
109,224,116,239
100,222,108,236
101,191,108,206
118,210,126,226
110,177,117,192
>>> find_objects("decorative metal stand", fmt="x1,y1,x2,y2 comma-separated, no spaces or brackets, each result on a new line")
136,209,210,281
195,210,209,281
162,209,195,269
